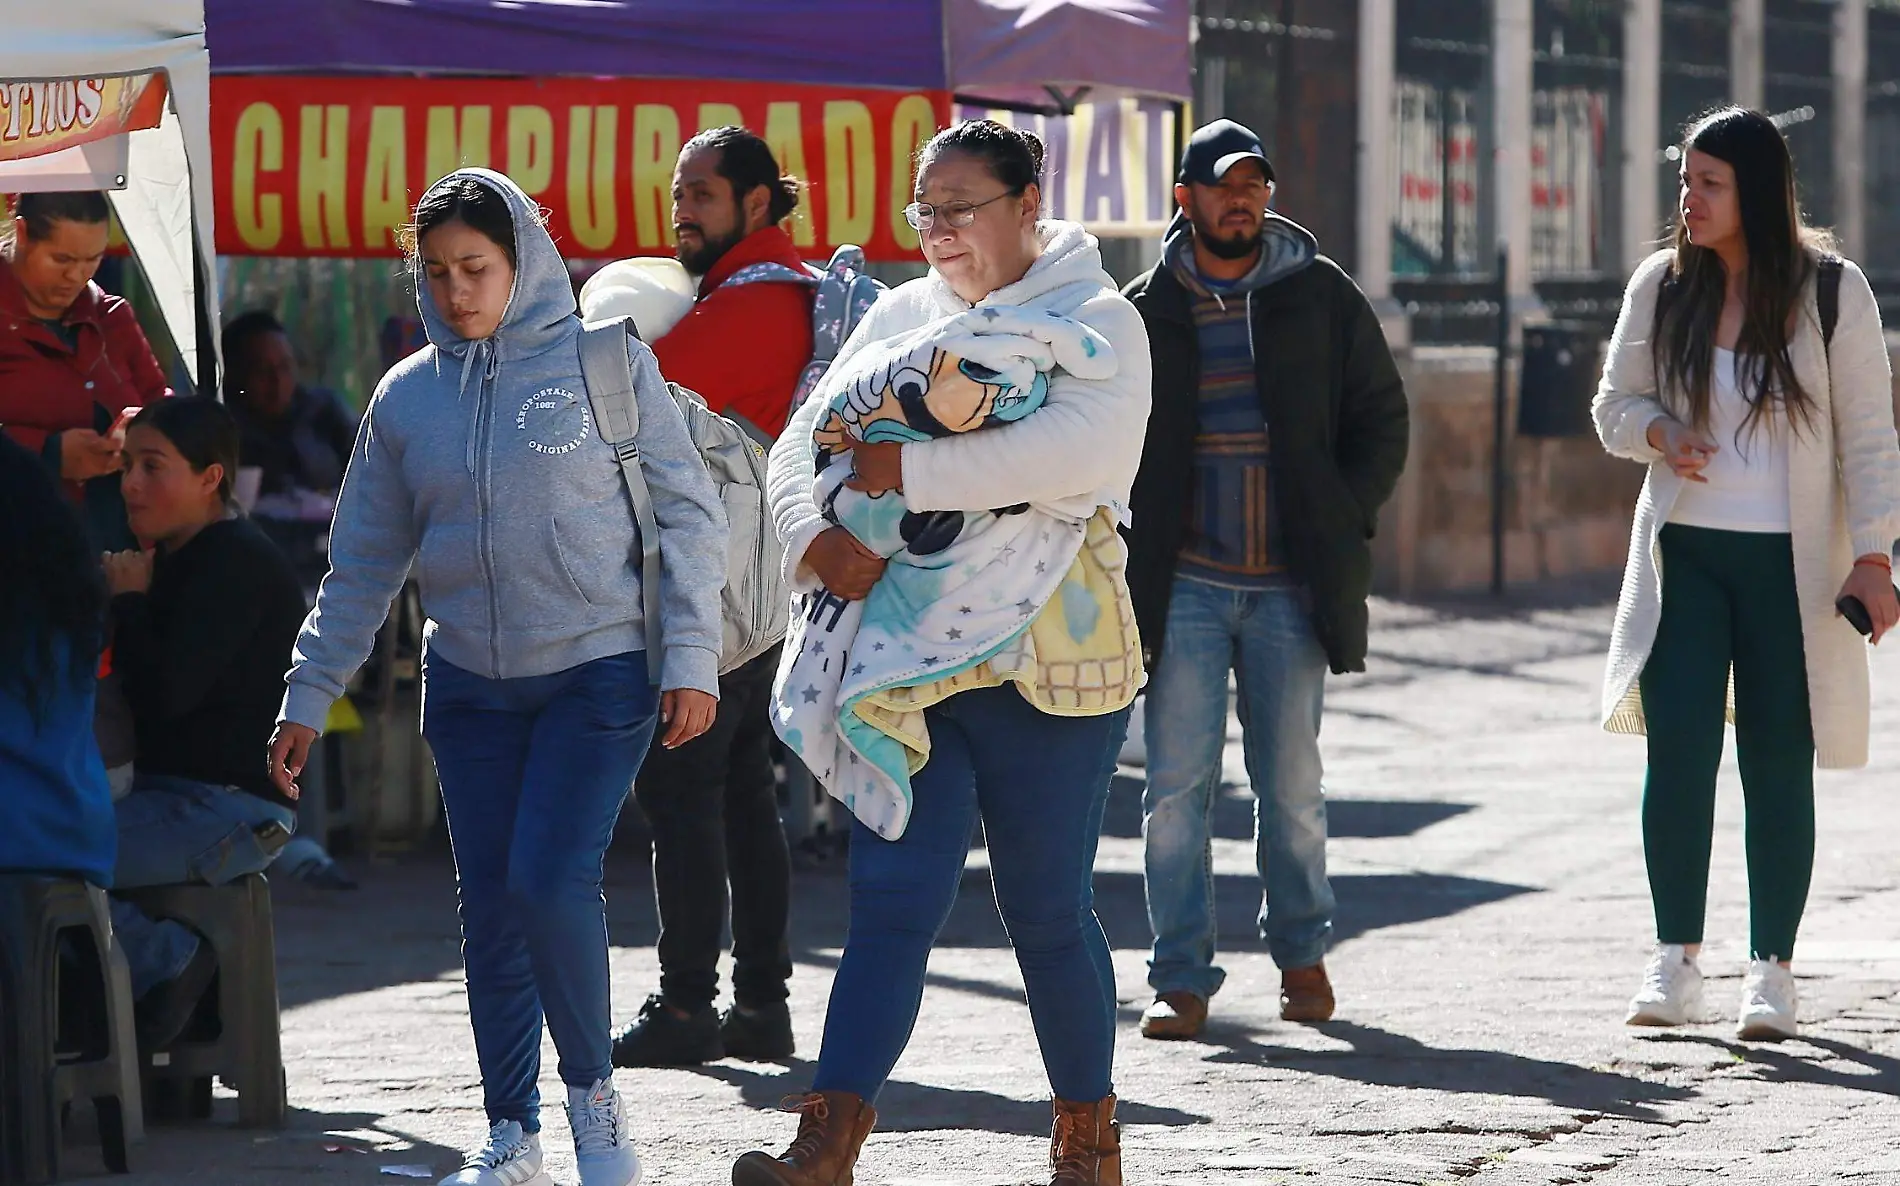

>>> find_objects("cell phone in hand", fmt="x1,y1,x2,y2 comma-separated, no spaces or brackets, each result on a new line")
1837,586,1900,637
108,405,140,440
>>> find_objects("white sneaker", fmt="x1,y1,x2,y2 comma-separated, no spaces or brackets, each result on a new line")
568,1077,641,1186
439,1120,547,1186
1626,944,1705,1027
1737,959,1799,1041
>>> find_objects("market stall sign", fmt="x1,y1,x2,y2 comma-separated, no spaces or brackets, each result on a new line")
211,77,951,261
955,98,1180,238
0,73,169,164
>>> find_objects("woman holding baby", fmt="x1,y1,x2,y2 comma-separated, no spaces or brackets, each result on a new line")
737,119,1151,1186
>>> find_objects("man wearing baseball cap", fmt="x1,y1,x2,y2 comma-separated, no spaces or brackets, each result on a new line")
1123,119,1410,1039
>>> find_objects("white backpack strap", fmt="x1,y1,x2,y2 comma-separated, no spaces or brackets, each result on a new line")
578,319,665,684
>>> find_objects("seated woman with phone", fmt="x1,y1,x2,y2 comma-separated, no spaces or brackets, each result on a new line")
101,398,310,1047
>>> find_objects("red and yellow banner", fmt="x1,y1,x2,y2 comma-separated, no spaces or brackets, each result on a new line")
0,74,169,163
211,77,951,261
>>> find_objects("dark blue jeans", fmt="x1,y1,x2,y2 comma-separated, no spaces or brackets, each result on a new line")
420,651,660,1134
812,685,1129,1103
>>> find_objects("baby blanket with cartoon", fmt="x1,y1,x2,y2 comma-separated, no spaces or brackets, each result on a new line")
772,303,1121,840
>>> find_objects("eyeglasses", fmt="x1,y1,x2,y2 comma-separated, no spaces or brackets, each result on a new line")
903,190,1017,231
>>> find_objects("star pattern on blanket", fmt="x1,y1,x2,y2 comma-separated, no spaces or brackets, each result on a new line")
851,663,865,677
947,628,963,641
802,686,821,704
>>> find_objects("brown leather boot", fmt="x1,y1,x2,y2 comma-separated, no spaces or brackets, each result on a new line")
732,1091,876,1186
1139,990,1207,1040
1049,1095,1121,1185
1280,962,1335,1022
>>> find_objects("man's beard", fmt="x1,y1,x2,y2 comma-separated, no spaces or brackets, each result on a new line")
1195,218,1264,261
676,223,747,275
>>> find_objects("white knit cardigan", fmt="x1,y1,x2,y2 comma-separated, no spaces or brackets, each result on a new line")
1593,249,1900,769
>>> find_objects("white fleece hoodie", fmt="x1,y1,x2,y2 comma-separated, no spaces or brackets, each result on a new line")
769,220,1153,594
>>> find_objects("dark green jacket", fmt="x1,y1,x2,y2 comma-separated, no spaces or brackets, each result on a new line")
1122,250,1409,674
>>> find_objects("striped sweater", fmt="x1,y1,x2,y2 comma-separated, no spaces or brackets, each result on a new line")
1166,219,1317,585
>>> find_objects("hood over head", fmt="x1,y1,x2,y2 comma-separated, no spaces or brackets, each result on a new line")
414,168,580,383
1161,208,1317,298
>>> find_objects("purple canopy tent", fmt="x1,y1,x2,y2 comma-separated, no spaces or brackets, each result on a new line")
202,0,1190,111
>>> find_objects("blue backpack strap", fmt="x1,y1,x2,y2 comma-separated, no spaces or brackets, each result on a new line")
722,261,821,288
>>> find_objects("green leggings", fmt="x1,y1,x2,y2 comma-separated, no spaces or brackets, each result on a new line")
1639,524,1815,960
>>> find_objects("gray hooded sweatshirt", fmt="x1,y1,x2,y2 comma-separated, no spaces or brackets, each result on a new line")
280,169,727,731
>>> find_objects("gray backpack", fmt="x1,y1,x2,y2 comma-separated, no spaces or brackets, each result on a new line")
576,318,788,681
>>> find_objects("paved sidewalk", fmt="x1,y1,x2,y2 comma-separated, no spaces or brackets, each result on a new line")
81,580,1900,1185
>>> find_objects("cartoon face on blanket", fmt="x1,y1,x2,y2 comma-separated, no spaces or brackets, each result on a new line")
813,348,1045,557
773,301,1120,841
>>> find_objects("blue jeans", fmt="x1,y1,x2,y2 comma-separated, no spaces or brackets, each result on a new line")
1142,575,1333,998
110,773,296,998
812,685,1129,1103
420,651,659,1134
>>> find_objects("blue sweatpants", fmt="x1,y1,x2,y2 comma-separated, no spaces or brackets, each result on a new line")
420,651,660,1133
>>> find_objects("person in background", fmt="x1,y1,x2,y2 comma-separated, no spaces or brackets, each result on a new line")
1123,119,1410,1041
0,191,172,550
650,125,816,437
219,308,360,888
221,309,357,503
0,431,114,887
1594,107,1900,1041
609,126,806,1070
268,170,727,1186
100,398,309,1048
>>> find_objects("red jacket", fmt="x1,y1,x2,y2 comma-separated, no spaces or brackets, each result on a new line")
651,226,814,439
0,261,172,470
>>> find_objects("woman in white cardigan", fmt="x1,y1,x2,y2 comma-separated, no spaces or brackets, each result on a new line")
1594,107,1900,1042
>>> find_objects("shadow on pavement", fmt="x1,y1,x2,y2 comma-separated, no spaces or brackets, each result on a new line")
276,828,1530,1008
686,1059,1207,1137
119,1107,467,1183
920,869,1535,954
792,871,1535,1013
1098,774,1475,842
1201,1020,1692,1120
1639,1032,1900,1097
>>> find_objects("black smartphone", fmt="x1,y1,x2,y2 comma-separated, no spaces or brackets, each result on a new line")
1837,585,1899,637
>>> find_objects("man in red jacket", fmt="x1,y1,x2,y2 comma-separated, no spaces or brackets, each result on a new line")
650,127,816,438
613,127,812,1068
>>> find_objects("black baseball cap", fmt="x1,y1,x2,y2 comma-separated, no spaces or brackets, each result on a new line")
1177,119,1275,186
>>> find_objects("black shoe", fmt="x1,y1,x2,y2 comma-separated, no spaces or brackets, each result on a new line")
610,994,723,1067
720,1000,795,1061
135,938,218,1051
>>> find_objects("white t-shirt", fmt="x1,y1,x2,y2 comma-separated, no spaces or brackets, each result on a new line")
1666,347,1793,533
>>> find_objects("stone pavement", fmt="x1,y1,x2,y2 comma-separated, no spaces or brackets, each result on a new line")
75,579,1900,1185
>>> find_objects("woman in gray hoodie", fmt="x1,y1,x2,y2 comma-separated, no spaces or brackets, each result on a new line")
266,169,728,1186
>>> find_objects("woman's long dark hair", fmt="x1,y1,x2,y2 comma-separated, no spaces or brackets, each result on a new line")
0,434,106,726
1653,107,1832,441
